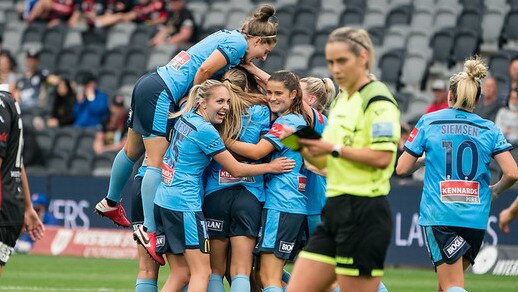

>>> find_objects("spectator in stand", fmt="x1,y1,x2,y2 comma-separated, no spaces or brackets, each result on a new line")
474,76,502,122
14,50,50,114
46,77,75,127
95,0,167,28
425,79,449,114
0,50,18,94
149,0,197,47
73,72,109,129
93,95,128,155
508,57,518,95
14,193,59,253
26,0,80,27
495,87,518,146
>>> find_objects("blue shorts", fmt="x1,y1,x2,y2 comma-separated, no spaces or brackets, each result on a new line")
154,205,210,255
127,71,177,137
307,214,322,237
254,209,307,261
423,225,485,267
203,186,263,239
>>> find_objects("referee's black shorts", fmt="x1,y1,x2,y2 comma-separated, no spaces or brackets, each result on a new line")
300,194,392,277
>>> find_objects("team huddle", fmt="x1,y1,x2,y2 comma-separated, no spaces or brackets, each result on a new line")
1,2,507,292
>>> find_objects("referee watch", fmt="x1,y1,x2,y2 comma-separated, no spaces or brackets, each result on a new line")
331,144,342,158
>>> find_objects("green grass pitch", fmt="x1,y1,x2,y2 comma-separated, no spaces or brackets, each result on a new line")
1,254,516,291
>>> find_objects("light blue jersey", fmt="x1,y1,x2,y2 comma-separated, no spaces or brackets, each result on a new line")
263,113,308,214
205,105,271,201
404,108,512,229
154,112,226,212
305,109,328,215
157,30,247,103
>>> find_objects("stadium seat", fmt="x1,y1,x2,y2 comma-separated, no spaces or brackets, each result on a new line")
129,25,156,47
400,52,428,90
98,69,121,97
69,154,93,176
77,46,105,72
345,0,367,10
493,72,510,99
74,69,98,84
501,9,518,49
313,28,333,53
289,28,313,47
489,51,513,77
55,46,81,77
226,8,249,30
410,9,434,31
378,49,405,88
2,22,26,53
433,8,459,32
382,27,407,51
430,28,455,67
202,7,227,31
460,0,484,12
299,0,320,7
406,28,431,56
393,90,413,113
285,45,314,72
101,46,127,71
147,46,174,71
92,153,116,177
385,5,412,27
276,5,295,27
451,29,479,65
322,0,345,12
186,1,209,25
119,69,142,87
20,22,46,51
413,0,435,11
53,127,80,156
389,0,412,6
258,51,285,73
82,27,108,47
38,47,58,72
317,9,341,31
63,25,86,48
340,6,365,26
364,7,386,27
125,47,149,72
457,8,482,36
309,52,327,69
74,129,96,157
46,152,70,175
366,0,388,11
274,28,290,52
481,9,506,54
42,24,67,52
106,22,136,50
294,7,317,33
35,128,56,156
367,26,385,47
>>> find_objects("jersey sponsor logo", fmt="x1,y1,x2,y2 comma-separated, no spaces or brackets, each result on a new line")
440,180,480,204
443,235,466,258
408,127,419,142
298,176,307,193
206,219,224,232
156,235,165,248
372,122,394,138
168,50,190,70
279,240,294,253
161,162,175,186
218,169,254,184
0,132,7,142
268,123,285,139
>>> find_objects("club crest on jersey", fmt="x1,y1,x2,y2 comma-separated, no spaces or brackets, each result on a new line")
440,180,480,204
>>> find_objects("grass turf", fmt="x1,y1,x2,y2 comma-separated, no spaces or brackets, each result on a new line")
1,254,516,291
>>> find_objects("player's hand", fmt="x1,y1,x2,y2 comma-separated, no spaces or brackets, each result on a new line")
499,208,516,234
268,157,296,173
24,207,45,241
299,138,332,156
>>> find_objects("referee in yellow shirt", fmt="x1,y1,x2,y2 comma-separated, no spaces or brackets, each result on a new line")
287,27,400,292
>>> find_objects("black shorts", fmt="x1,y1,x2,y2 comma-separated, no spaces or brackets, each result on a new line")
129,176,144,230
203,186,263,239
127,71,177,137
0,224,23,265
301,195,392,277
254,209,307,261
154,205,210,255
423,225,485,267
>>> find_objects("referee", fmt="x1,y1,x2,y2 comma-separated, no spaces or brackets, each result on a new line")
287,27,400,292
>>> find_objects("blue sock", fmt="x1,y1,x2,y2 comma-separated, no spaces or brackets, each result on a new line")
446,287,467,292
135,279,157,292
281,269,291,284
106,150,135,202
331,286,340,292
378,281,388,292
207,274,225,292
181,285,189,292
264,286,283,292
230,274,250,292
141,166,161,233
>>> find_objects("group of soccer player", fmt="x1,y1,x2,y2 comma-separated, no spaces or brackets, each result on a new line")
91,3,518,292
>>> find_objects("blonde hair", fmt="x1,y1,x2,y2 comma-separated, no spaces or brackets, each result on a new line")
169,79,226,119
241,4,278,45
327,27,375,72
300,77,336,111
220,68,266,143
449,57,488,111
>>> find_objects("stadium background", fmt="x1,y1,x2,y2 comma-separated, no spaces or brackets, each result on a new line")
1,0,518,290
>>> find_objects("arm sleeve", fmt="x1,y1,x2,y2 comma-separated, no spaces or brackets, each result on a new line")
195,124,226,157
366,101,400,152
403,117,426,157
217,33,247,66
492,125,513,157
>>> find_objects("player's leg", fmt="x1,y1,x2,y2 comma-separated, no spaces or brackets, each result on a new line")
184,249,212,292
287,256,336,292
259,253,285,290
207,238,229,292
229,236,256,291
163,253,190,291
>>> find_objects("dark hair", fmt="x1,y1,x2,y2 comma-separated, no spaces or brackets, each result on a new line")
241,4,278,45
0,49,17,70
505,86,518,107
269,70,311,126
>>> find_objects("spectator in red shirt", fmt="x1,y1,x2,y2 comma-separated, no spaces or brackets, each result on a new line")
26,0,80,27
425,79,449,114
95,0,166,28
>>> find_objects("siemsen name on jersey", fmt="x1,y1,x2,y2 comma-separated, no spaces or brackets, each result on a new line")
441,124,479,137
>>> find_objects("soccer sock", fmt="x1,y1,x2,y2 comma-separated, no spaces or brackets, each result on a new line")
106,150,135,204
446,287,467,292
141,166,161,233
264,285,283,292
281,269,291,284
135,279,157,292
378,281,388,292
181,285,189,292
230,274,250,292
331,286,340,292
207,274,225,292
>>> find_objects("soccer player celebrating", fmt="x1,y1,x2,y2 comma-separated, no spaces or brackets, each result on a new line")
396,57,518,292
